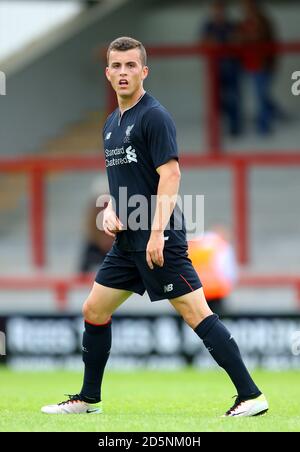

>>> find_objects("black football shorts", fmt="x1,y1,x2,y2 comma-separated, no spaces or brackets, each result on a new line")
95,243,202,301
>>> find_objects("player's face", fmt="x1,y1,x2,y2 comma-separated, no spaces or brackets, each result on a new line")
106,49,148,99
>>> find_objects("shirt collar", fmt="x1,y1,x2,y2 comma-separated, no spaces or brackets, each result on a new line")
118,91,146,124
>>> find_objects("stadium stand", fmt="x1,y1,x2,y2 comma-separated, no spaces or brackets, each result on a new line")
0,0,300,314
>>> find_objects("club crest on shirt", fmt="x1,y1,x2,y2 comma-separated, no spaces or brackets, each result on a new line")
124,124,134,143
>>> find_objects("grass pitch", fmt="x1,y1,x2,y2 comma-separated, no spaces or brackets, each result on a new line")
0,367,299,432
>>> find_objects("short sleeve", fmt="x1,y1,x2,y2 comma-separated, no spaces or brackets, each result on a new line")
143,107,179,169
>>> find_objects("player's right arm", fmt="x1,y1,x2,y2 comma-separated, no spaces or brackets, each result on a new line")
103,199,124,237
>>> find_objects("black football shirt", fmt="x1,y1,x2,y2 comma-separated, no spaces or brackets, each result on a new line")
102,92,187,251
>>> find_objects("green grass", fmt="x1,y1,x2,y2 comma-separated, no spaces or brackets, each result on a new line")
0,368,299,432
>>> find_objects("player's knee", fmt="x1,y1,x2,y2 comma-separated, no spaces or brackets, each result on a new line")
182,310,203,329
185,312,211,329
82,299,109,325
177,300,212,329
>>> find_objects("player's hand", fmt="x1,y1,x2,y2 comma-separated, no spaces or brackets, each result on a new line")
146,231,165,270
103,206,123,237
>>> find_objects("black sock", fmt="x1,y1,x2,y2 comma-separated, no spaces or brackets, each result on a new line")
79,319,111,403
194,314,261,399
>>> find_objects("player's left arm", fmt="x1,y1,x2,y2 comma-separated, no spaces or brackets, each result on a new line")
146,158,181,269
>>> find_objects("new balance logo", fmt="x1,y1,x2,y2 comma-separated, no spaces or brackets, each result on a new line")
164,283,173,293
126,145,137,163
105,132,112,140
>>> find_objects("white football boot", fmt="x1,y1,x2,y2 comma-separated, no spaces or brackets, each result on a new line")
41,394,102,414
223,394,268,417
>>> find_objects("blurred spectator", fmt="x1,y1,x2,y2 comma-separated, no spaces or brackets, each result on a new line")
239,0,283,134
199,0,242,136
188,226,238,316
78,177,114,273
84,0,99,9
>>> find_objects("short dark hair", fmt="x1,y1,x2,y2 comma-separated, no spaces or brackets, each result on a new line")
107,37,147,66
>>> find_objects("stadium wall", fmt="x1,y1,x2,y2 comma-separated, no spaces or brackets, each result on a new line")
0,1,300,155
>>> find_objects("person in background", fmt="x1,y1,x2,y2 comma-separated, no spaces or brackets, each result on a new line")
200,0,242,136
188,226,238,316
78,177,114,273
239,0,282,134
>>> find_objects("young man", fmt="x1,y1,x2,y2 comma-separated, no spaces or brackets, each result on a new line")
42,37,268,417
